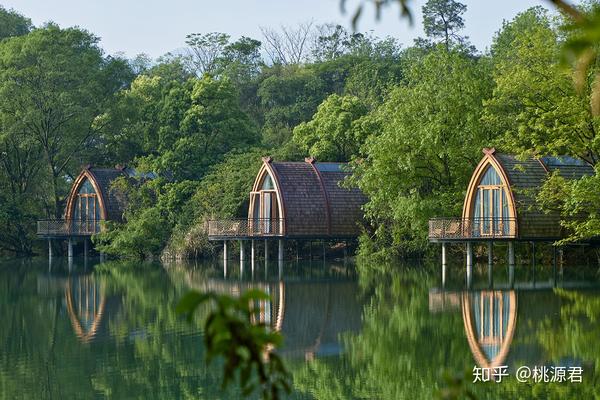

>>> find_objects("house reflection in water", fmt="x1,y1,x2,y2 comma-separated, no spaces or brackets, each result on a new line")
182,268,362,360
430,289,518,368
461,291,517,368
37,271,116,344
65,275,107,343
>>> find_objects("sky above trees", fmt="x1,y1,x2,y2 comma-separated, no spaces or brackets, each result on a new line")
0,0,545,58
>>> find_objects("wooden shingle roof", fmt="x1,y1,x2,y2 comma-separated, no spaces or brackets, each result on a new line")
86,167,128,221
266,158,367,238
493,152,594,239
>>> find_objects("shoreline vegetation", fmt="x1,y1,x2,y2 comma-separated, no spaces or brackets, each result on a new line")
1,1,600,264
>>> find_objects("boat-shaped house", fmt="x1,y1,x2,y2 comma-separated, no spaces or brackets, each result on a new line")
208,157,367,260
37,165,133,257
429,148,594,268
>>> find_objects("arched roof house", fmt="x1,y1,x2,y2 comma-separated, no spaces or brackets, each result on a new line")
429,148,594,242
209,157,367,240
38,165,141,238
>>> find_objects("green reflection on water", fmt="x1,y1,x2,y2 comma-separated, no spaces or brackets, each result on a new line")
0,257,599,399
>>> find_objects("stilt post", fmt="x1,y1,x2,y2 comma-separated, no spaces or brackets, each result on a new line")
466,242,473,287
278,239,284,262
84,237,89,259
68,238,74,259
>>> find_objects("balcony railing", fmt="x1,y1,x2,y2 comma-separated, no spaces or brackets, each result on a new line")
428,218,517,241
37,219,101,237
208,218,283,238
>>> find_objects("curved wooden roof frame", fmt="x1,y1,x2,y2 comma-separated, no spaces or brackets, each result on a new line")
461,291,518,368
64,167,109,221
462,148,518,235
248,157,287,234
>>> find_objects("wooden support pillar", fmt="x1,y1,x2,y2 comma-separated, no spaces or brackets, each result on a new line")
239,240,245,262
466,242,473,287
278,239,284,262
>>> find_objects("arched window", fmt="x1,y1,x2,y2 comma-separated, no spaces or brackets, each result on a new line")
472,166,510,236
250,170,280,234
72,178,101,233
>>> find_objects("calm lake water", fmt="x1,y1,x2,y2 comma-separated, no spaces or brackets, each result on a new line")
1,255,599,399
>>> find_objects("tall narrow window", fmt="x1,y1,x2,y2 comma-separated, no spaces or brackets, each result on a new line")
472,166,511,236
249,172,280,235
73,179,100,234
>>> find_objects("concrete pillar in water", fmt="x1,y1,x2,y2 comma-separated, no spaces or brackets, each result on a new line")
223,240,228,262
48,239,53,260
264,240,268,261
487,242,493,287
68,238,74,259
508,242,515,268
466,242,473,287
278,239,284,262
552,245,558,287
251,240,255,261
83,237,89,259
441,242,447,288
509,263,515,287
239,240,245,262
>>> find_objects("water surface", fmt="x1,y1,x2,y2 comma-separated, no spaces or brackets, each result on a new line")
0,257,599,399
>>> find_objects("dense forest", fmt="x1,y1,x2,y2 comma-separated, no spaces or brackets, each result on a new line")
1,1,599,259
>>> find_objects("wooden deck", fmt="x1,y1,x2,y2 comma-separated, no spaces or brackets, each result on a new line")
207,218,284,240
37,219,101,238
428,218,518,242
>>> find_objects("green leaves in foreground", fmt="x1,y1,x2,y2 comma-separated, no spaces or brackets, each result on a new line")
176,289,291,400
